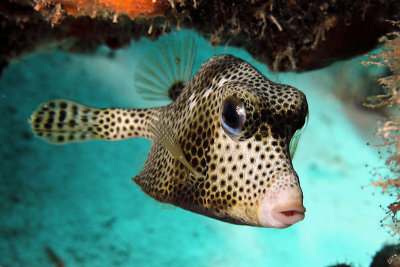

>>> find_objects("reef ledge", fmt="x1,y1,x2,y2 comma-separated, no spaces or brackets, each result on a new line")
1,0,399,74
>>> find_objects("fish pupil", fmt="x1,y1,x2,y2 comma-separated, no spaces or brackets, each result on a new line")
220,96,246,138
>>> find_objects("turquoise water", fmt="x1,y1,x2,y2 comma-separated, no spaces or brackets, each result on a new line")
0,31,396,266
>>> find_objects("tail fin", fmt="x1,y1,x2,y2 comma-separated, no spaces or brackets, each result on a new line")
30,99,159,144
29,99,102,144
135,34,197,102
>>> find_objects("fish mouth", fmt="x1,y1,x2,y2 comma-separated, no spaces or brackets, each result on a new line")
257,187,305,228
270,205,306,228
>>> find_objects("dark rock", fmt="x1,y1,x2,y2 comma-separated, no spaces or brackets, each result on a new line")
1,0,399,74
371,244,400,267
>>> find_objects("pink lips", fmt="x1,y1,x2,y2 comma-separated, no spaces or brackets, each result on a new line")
271,205,306,227
257,186,305,228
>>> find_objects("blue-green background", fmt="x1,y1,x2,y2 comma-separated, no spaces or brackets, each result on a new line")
0,30,396,266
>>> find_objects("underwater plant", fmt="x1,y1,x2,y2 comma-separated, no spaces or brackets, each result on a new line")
362,21,400,235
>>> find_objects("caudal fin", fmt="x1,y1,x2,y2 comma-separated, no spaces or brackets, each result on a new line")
29,99,102,144
30,99,160,144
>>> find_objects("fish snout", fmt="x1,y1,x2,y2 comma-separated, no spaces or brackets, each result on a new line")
257,186,305,228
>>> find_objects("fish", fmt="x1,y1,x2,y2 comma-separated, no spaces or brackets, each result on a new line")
29,38,308,228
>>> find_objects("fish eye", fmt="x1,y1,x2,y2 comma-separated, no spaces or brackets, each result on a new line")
220,95,246,139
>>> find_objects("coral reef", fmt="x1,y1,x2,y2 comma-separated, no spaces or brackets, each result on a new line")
0,0,167,75
363,22,400,235
185,0,400,72
1,0,400,74
34,0,168,22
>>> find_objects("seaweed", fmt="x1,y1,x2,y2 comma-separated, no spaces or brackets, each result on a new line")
362,21,400,236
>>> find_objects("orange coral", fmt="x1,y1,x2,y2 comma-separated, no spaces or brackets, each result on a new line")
35,0,169,21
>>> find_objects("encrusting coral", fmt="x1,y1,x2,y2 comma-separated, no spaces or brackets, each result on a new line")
35,0,168,23
363,21,400,235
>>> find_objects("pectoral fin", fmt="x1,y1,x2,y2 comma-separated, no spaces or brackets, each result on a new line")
149,118,204,183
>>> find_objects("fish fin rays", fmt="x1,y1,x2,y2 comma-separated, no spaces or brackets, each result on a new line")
149,118,204,183
135,34,197,102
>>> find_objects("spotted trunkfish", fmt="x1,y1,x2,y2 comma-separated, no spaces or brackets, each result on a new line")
29,37,308,228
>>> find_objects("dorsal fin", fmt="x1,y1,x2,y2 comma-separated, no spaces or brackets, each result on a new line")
134,34,197,102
